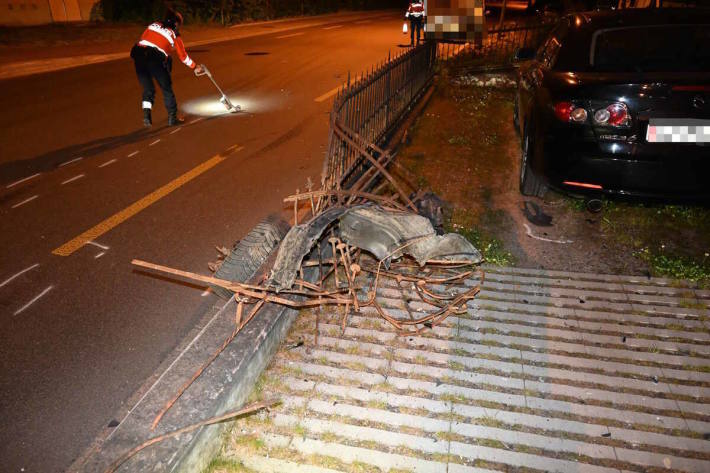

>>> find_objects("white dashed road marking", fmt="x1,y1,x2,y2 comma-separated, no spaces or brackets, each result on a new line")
11,195,39,209
169,127,182,135
99,159,118,168
61,174,85,185
323,25,342,30
59,157,83,167
149,139,161,146
277,32,304,39
127,151,139,158
189,117,204,125
94,252,106,259
6,173,40,189
14,286,53,316
0,263,39,289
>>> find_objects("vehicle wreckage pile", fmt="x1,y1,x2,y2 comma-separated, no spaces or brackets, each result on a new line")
134,200,484,337
132,162,485,432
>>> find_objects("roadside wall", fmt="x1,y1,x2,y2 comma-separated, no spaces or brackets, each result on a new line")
0,0,98,25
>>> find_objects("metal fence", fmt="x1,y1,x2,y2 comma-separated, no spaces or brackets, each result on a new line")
438,18,555,72
320,41,437,195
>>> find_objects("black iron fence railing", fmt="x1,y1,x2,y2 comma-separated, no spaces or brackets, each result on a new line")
320,41,437,195
438,20,555,71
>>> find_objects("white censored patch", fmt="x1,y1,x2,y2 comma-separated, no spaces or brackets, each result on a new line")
647,120,710,143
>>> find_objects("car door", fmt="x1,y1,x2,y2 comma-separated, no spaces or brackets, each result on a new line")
517,19,565,136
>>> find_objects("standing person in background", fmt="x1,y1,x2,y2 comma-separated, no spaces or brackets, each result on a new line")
130,9,204,127
406,1,426,46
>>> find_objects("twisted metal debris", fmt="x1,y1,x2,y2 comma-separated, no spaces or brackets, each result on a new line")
132,187,484,431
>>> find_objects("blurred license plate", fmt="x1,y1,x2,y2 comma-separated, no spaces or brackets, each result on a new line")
646,119,710,143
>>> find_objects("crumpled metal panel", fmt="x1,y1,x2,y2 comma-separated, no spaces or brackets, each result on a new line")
268,205,482,292
268,206,349,292
339,206,482,267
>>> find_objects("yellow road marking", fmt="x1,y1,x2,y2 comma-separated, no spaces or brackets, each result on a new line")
52,147,243,256
314,76,360,103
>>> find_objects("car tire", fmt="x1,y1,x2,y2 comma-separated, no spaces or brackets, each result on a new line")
211,215,290,300
520,125,547,197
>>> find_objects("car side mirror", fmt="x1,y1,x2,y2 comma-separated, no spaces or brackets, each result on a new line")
514,47,536,61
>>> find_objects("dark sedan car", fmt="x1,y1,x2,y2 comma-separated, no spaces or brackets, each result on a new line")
513,8,710,199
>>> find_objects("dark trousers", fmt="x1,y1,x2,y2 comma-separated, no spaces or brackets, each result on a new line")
130,45,177,115
410,16,423,45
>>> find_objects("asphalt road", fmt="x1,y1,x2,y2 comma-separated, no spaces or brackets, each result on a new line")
0,11,409,472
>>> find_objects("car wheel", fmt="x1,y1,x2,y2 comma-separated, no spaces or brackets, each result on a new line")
211,215,290,300
520,125,547,198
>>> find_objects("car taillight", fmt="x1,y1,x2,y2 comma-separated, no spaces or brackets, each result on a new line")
593,103,630,127
554,102,587,123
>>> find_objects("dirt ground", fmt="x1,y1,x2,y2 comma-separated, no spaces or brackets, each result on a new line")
395,71,710,285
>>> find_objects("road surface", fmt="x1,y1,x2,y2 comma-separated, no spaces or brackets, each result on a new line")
0,11,408,472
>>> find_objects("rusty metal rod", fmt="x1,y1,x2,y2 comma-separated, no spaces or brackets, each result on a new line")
106,399,278,473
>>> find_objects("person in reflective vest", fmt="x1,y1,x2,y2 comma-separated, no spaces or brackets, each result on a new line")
405,2,425,46
130,10,204,127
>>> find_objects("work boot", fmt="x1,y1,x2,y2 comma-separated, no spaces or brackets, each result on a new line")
142,108,152,127
168,113,185,126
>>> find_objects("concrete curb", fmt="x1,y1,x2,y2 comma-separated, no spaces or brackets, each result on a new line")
71,291,299,472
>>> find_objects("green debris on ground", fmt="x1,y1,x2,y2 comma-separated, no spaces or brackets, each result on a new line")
566,198,710,285
202,457,259,473
447,210,514,266
635,247,710,285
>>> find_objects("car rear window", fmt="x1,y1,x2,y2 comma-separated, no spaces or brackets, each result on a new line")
591,25,710,72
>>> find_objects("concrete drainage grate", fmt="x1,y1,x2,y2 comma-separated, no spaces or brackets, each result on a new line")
221,266,710,473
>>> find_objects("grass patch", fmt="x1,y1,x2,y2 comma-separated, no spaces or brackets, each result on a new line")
320,430,338,443
434,430,458,442
344,344,362,355
414,355,428,365
635,247,710,285
293,424,307,437
440,393,467,404
351,460,382,472
307,453,349,471
477,415,505,429
203,457,259,473
448,134,470,146
366,399,389,410
448,361,466,371
448,222,514,266
230,434,265,455
430,453,453,463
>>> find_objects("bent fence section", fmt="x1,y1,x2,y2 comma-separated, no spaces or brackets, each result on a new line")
321,41,437,195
